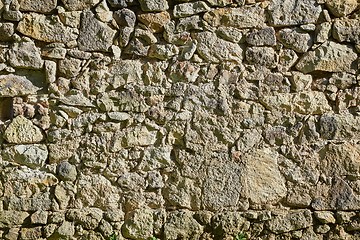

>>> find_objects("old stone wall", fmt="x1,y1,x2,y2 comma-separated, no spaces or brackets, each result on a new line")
0,0,360,239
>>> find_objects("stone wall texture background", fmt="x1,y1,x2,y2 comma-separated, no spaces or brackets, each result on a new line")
0,0,360,239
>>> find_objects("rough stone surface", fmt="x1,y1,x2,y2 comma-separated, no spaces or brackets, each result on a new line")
18,0,57,13
296,41,358,73
2,144,48,168
325,0,358,17
268,0,322,26
4,116,44,144
78,11,116,51
17,13,78,43
1,0,360,239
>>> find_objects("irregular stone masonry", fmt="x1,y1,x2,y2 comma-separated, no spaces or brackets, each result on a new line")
0,0,360,239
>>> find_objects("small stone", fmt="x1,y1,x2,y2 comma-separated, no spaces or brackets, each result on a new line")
246,27,276,46
204,5,265,28
57,161,77,181
95,0,113,22
138,0,169,12
290,72,312,92
122,208,154,239
206,0,235,6
216,26,243,43
108,0,136,8
4,116,44,144
58,57,82,78
108,112,131,121
0,74,40,97
56,221,75,237
315,22,331,43
30,211,48,225
57,7,82,28
123,126,157,147
3,9,23,22
78,11,116,52
164,210,203,240
0,23,15,41
245,47,277,68
315,224,331,234
325,0,358,17
279,28,312,53
332,19,360,44
17,13,78,43
296,41,357,74
148,44,179,60
268,0,322,26
195,31,243,63
138,11,171,33
173,1,210,18
9,39,44,69
20,227,42,240
314,211,336,224
61,0,101,11
42,45,67,59
114,8,136,28
267,210,313,234
18,0,57,13
0,211,29,227
2,144,48,168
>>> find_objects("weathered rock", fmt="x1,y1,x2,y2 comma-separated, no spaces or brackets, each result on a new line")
18,0,57,13
2,144,48,168
0,74,40,97
66,208,103,230
61,0,101,11
267,210,313,234
315,22,332,43
17,13,78,43
58,57,82,78
246,27,276,46
0,22,15,41
138,0,169,12
206,0,237,6
245,47,277,68
123,126,157,147
57,161,77,181
56,221,75,238
268,0,322,26
122,208,154,239
4,116,44,144
319,143,360,177
314,211,336,224
279,28,312,53
164,210,204,240
262,91,332,115
148,44,179,60
202,162,244,210
195,31,243,63
77,174,121,209
173,1,210,18
211,212,248,237
296,41,357,73
325,0,358,17
204,5,265,28
114,8,136,28
30,210,48,225
78,11,116,52
333,19,360,44
9,39,43,69
242,148,287,205
20,227,42,239
0,211,29,228
107,0,137,8
138,11,171,33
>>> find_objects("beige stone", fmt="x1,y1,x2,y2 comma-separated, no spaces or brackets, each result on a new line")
325,0,358,17
138,11,171,33
4,116,44,144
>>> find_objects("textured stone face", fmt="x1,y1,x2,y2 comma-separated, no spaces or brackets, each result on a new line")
268,0,322,26
17,13,78,43
4,116,44,144
78,11,116,51
296,41,358,73
18,0,57,13
2,0,360,239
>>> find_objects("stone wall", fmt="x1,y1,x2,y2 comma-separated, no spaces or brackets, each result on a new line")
0,0,360,239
